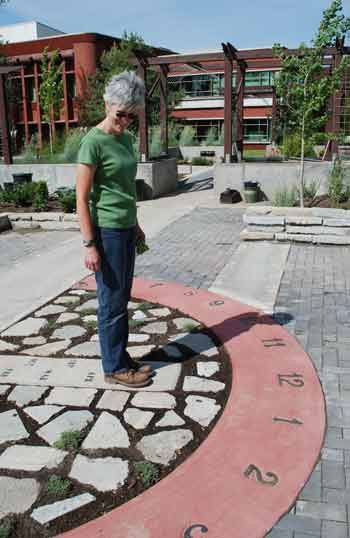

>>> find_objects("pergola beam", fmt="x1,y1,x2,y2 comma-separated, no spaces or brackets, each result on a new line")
0,65,21,165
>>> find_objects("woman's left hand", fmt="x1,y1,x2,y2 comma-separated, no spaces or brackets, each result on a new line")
136,223,145,243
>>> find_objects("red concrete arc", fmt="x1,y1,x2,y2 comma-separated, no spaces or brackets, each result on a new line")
59,277,326,538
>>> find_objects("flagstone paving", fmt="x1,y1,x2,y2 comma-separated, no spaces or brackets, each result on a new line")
0,285,230,537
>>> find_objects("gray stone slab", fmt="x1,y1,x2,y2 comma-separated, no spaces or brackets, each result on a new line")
65,341,100,357
275,233,314,243
25,339,72,356
286,225,347,235
155,411,185,427
183,376,225,392
2,317,48,337
246,225,285,233
69,454,129,492
24,405,63,424
51,325,87,340
45,387,97,407
163,345,183,359
128,345,155,358
124,408,154,430
36,410,94,445
149,308,171,317
0,445,68,471
173,317,200,330
23,336,47,346
169,333,218,357
31,493,95,525
184,395,221,426
56,313,80,324
82,412,130,449
0,477,40,518
82,315,97,323
143,322,168,335
197,362,220,378
0,409,29,443
136,429,194,465
128,333,150,343
0,356,181,392
35,305,67,316
210,241,290,314
323,218,350,227
128,301,139,309
240,230,275,240
8,385,48,407
285,216,323,225
69,290,88,296
96,391,130,411
54,296,80,305
131,392,176,409
314,235,350,245
75,300,98,313
0,384,10,395
243,215,285,226
132,310,148,321
0,339,19,351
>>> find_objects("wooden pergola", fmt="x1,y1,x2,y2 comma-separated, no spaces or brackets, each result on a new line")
135,42,348,162
0,65,21,164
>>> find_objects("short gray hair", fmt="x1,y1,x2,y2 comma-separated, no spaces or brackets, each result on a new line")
104,70,145,109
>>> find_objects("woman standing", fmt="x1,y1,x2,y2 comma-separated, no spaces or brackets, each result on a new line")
76,71,152,388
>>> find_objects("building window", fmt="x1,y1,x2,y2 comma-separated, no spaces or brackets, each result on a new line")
66,75,76,99
180,119,223,143
244,118,271,143
245,71,277,87
26,78,36,102
169,73,226,98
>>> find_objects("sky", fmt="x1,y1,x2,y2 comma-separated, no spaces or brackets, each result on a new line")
0,0,350,52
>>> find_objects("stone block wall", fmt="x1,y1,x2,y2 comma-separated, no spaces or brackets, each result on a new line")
241,206,350,245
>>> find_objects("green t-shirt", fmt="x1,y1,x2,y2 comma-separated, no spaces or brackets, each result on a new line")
77,127,137,229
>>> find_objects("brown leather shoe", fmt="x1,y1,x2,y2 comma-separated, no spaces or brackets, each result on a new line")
127,359,153,375
104,369,151,388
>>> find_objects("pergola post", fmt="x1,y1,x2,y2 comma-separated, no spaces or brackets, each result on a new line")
271,87,277,144
222,43,233,162
136,57,149,162
159,65,169,155
0,73,12,164
235,59,246,159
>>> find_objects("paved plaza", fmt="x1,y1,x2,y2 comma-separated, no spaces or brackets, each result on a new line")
1,183,350,536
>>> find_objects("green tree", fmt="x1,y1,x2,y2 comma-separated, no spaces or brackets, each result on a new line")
79,32,150,126
274,0,350,206
39,47,63,154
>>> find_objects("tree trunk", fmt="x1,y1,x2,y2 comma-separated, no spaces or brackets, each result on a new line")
299,116,305,208
48,122,53,155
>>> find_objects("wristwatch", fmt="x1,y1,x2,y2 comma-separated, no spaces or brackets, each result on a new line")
83,239,96,248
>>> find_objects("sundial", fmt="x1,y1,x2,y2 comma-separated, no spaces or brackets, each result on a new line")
0,276,325,538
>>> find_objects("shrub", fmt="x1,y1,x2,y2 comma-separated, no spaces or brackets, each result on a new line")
54,187,76,213
47,475,72,496
0,181,49,209
202,127,218,146
328,158,347,206
63,128,87,163
53,430,82,451
282,133,316,159
149,127,161,158
191,156,214,166
273,184,299,206
0,521,13,538
179,126,196,146
303,178,320,200
134,461,160,487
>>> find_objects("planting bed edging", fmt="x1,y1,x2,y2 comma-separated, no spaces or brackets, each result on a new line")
241,205,350,244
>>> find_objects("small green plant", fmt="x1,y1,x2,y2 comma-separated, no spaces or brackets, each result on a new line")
47,475,72,496
134,461,160,487
46,318,57,330
85,319,97,330
129,319,145,328
179,126,196,146
273,184,299,207
182,321,199,332
303,178,320,200
328,158,346,206
54,187,76,213
282,133,315,159
191,156,214,166
0,521,13,538
137,302,154,311
81,308,97,316
53,430,82,451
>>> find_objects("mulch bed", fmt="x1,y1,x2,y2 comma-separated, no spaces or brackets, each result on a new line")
0,289,232,538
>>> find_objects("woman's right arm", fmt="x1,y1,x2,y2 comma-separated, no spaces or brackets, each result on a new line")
76,163,101,273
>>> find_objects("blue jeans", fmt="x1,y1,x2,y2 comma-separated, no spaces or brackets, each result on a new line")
95,226,136,374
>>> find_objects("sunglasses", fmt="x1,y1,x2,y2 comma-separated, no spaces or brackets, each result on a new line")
115,111,137,121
